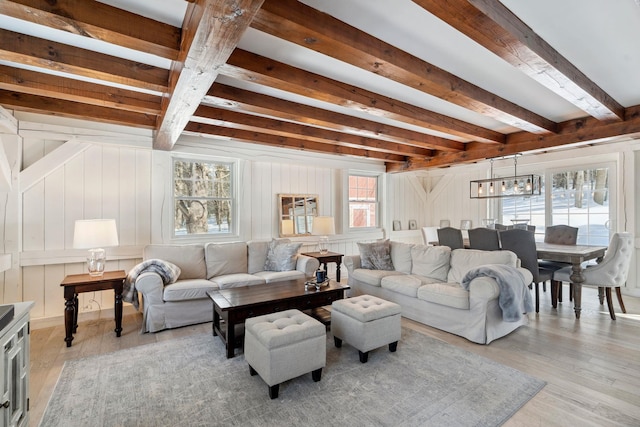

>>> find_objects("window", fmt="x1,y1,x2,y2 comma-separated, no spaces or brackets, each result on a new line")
348,174,378,228
499,165,611,245
173,159,234,236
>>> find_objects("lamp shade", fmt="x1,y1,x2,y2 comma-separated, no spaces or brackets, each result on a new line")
281,219,294,235
73,219,119,249
311,216,335,236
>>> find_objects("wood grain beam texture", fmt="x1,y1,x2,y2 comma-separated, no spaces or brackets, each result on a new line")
154,0,265,151
252,0,557,134
0,0,181,60
221,49,504,144
0,90,156,128
0,28,168,92
413,0,624,121
184,122,408,163
205,83,464,152
193,105,433,157
387,104,640,172
0,65,161,114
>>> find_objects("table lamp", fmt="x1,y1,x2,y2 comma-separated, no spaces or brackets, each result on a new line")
73,219,119,277
312,216,335,254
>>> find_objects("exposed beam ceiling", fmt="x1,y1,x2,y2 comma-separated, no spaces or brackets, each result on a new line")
0,0,638,172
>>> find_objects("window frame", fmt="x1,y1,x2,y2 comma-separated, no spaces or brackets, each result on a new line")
347,172,381,232
172,156,237,239
493,160,616,244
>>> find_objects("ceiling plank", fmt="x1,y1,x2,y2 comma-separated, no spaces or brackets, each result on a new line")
205,83,465,152
184,122,408,163
222,49,504,144
0,28,168,92
0,0,180,60
0,65,161,114
252,0,557,134
388,105,640,172
193,105,433,157
0,90,156,128
154,0,265,151
413,0,624,121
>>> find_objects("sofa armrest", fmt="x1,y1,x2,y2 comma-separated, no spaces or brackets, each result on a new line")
135,272,165,306
344,255,361,274
296,255,320,278
467,266,533,300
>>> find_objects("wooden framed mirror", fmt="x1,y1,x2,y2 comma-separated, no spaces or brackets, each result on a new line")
279,194,318,237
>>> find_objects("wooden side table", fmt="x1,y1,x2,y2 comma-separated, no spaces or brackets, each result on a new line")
60,270,127,347
301,251,344,282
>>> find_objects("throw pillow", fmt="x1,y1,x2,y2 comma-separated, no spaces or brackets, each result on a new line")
263,239,303,272
358,239,395,270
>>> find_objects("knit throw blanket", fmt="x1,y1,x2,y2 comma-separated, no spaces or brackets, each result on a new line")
461,264,534,322
123,259,181,310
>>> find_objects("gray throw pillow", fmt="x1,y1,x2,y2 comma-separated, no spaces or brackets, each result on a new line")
263,239,303,272
357,239,395,270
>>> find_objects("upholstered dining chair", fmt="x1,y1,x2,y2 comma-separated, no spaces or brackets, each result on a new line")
421,226,439,246
551,232,633,320
540,225,579,297
499,228,554,313
467,228,501,251
436,227,464,250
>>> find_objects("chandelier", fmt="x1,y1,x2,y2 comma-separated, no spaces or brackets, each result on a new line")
470,155,541,199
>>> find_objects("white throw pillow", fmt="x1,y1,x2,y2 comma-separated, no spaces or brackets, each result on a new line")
411,245,451,282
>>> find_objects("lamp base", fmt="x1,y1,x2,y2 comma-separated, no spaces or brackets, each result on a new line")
318,236,329,254
87,248,106,277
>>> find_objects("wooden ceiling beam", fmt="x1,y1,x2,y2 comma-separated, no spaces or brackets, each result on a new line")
388,105,640,172
193,105,433,157
412,0,624,122
0,65,161,114
222,49,504,144
154,0,265,151
252,0,557,134
0,89,156,128
0,0,181,60
0,28,168,92
184,121,408,163
205,83,464,152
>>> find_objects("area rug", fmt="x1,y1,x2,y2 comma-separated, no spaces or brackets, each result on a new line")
40,328,544,427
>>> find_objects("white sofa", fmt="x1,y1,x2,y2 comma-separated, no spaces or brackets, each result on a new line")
135,240,320,333
344,241,533,344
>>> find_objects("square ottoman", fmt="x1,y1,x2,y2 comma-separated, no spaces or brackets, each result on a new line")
331,294,401,363
244,309,326,399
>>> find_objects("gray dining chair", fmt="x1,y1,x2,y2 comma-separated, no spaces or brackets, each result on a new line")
540,225,579,298
499,228,554,313
436,227,464,250
551,232,633,320
467,228,501,251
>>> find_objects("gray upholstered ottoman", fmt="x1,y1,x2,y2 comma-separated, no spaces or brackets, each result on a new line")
331,294,401,363
244,309,326,399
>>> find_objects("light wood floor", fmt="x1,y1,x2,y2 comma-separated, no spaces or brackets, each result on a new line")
30,286,640,427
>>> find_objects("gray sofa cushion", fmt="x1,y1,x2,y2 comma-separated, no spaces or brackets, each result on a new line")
162,279,218,302
447,249,518,283
143,244,206,280
390,241,414,273
358,239,394,270
381,275,423,298
411,245,451,282
351,269,405,287
247,240,270,274
417,282,470,310
205,242,248,279
212,273,266,289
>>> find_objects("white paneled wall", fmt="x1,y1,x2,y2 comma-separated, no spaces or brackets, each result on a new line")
20,142,151,318
5,115,639,325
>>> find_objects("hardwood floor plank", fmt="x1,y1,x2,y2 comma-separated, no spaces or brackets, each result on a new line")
28,286,640,427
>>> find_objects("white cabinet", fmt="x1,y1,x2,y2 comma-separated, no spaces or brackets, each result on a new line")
0,302,33,427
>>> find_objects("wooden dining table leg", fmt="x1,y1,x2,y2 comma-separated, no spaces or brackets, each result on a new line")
569,263,586,319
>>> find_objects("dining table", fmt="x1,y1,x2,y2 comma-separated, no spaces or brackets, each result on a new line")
535,242,607,319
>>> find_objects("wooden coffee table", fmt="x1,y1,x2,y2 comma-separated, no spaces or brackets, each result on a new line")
207,279,350,358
